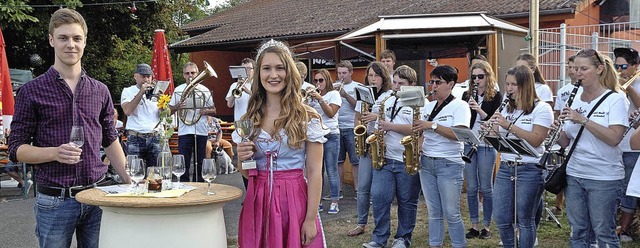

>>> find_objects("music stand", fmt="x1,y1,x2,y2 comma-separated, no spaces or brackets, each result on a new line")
229,66,248,79
153,80,170,95
355,85,376,105
484,132,538,248
451,127,481,148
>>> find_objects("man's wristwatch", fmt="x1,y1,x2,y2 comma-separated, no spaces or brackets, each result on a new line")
431,122,438,130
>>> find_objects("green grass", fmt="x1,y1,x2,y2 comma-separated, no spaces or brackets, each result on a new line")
321,193,640,247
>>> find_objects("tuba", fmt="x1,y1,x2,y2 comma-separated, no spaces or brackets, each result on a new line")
368,92,396,170
177,61,218,126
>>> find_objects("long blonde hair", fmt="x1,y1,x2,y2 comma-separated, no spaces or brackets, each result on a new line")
243,40,320,149
467,61,497,101
576,48,621,92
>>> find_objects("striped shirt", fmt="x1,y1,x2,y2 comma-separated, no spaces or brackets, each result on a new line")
9,67,118,187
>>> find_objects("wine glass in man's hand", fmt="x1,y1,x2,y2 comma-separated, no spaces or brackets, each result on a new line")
69,126,84,161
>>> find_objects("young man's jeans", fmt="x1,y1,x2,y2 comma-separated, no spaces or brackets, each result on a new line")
178,135,208,182
620,152,639,213
566,175,622,248
338,128,359,165
493,162,543,248
463,144,496,227
35,193,102,248
323,133,341,200
126,134,161,170
370,159,421,247
419,156,467,248
356,152,372,225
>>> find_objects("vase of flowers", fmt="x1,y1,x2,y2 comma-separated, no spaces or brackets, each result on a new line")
156,94,173,190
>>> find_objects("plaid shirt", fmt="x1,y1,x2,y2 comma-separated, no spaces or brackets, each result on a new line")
9,67,118,187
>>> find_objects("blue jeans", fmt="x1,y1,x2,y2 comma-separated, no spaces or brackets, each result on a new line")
620,152,639,213
126,135,161,170
323,133,341,200
357,152,373,225
419,156,467,248
178,135,209,182
338,128,359,165
493,162,543,248
370,159,421,247
34,193,102,248
566,175,622,248
463,144,496,227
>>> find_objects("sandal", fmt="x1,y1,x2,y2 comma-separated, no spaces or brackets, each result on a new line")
347,225,365,236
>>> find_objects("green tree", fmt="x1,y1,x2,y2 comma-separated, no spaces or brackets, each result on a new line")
1,0,210,103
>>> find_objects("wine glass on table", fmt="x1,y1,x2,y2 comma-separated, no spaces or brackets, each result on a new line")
172,155,186,188
69,126,84,161
130,159,146,195
202,158,217,195
125,155,138,188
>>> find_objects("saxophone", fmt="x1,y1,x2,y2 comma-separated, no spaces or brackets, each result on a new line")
401,105,422,175
354,102,370,157
367,93,395,170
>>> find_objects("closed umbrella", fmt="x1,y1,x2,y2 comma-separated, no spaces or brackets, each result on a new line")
151,29,174,95
0,26,15,134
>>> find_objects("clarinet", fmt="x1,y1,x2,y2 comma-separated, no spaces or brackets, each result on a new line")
537,80,582,168
462,93,511,163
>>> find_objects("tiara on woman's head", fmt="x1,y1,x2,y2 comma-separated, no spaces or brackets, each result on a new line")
256,39,291,59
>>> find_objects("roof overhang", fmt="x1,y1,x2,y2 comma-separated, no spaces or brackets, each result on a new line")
340,12,528,40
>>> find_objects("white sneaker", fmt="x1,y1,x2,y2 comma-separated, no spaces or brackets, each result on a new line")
534,237,539,246
620,232,633,242
391,238,406,248
328,203,339,214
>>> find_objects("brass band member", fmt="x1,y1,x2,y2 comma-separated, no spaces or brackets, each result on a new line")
350,61,392,237
309,69,342,213
413,65,471,248
613,47,640,242
362,65,421,248
556,49,627,247
491,65,553,248
516,53,554,106
461,61,503,239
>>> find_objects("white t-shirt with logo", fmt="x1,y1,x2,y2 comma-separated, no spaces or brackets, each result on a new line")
499,102,553,164
338,81,361,128
421,98,471,158
535,82,553,103
170,83,215,136
308,90,342,134
554,82,583,112
356,90,394,135
121,85,160,133
378,94,416,162
564,90,628,180
225,82,252,121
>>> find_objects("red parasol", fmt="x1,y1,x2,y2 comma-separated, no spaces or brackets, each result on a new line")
0,26,15,133
151,29,174,95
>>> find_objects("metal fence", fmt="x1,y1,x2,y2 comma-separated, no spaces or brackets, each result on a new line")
537,21,640,93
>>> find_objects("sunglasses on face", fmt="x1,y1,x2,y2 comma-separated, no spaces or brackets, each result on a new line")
184,71,197,75
313,78,325,83
615,64,629,70
428,79,447,85
471,74,485,80
576,48,603,65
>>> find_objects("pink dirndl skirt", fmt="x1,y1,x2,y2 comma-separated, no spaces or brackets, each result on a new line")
238,169,325,248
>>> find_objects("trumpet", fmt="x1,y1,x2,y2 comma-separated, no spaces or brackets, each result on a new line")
621,70,640,90
623,112,640,137
333,79,344,92
301,86,320,102
537,80,582,168
231,76,250,98
462,93,511,163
